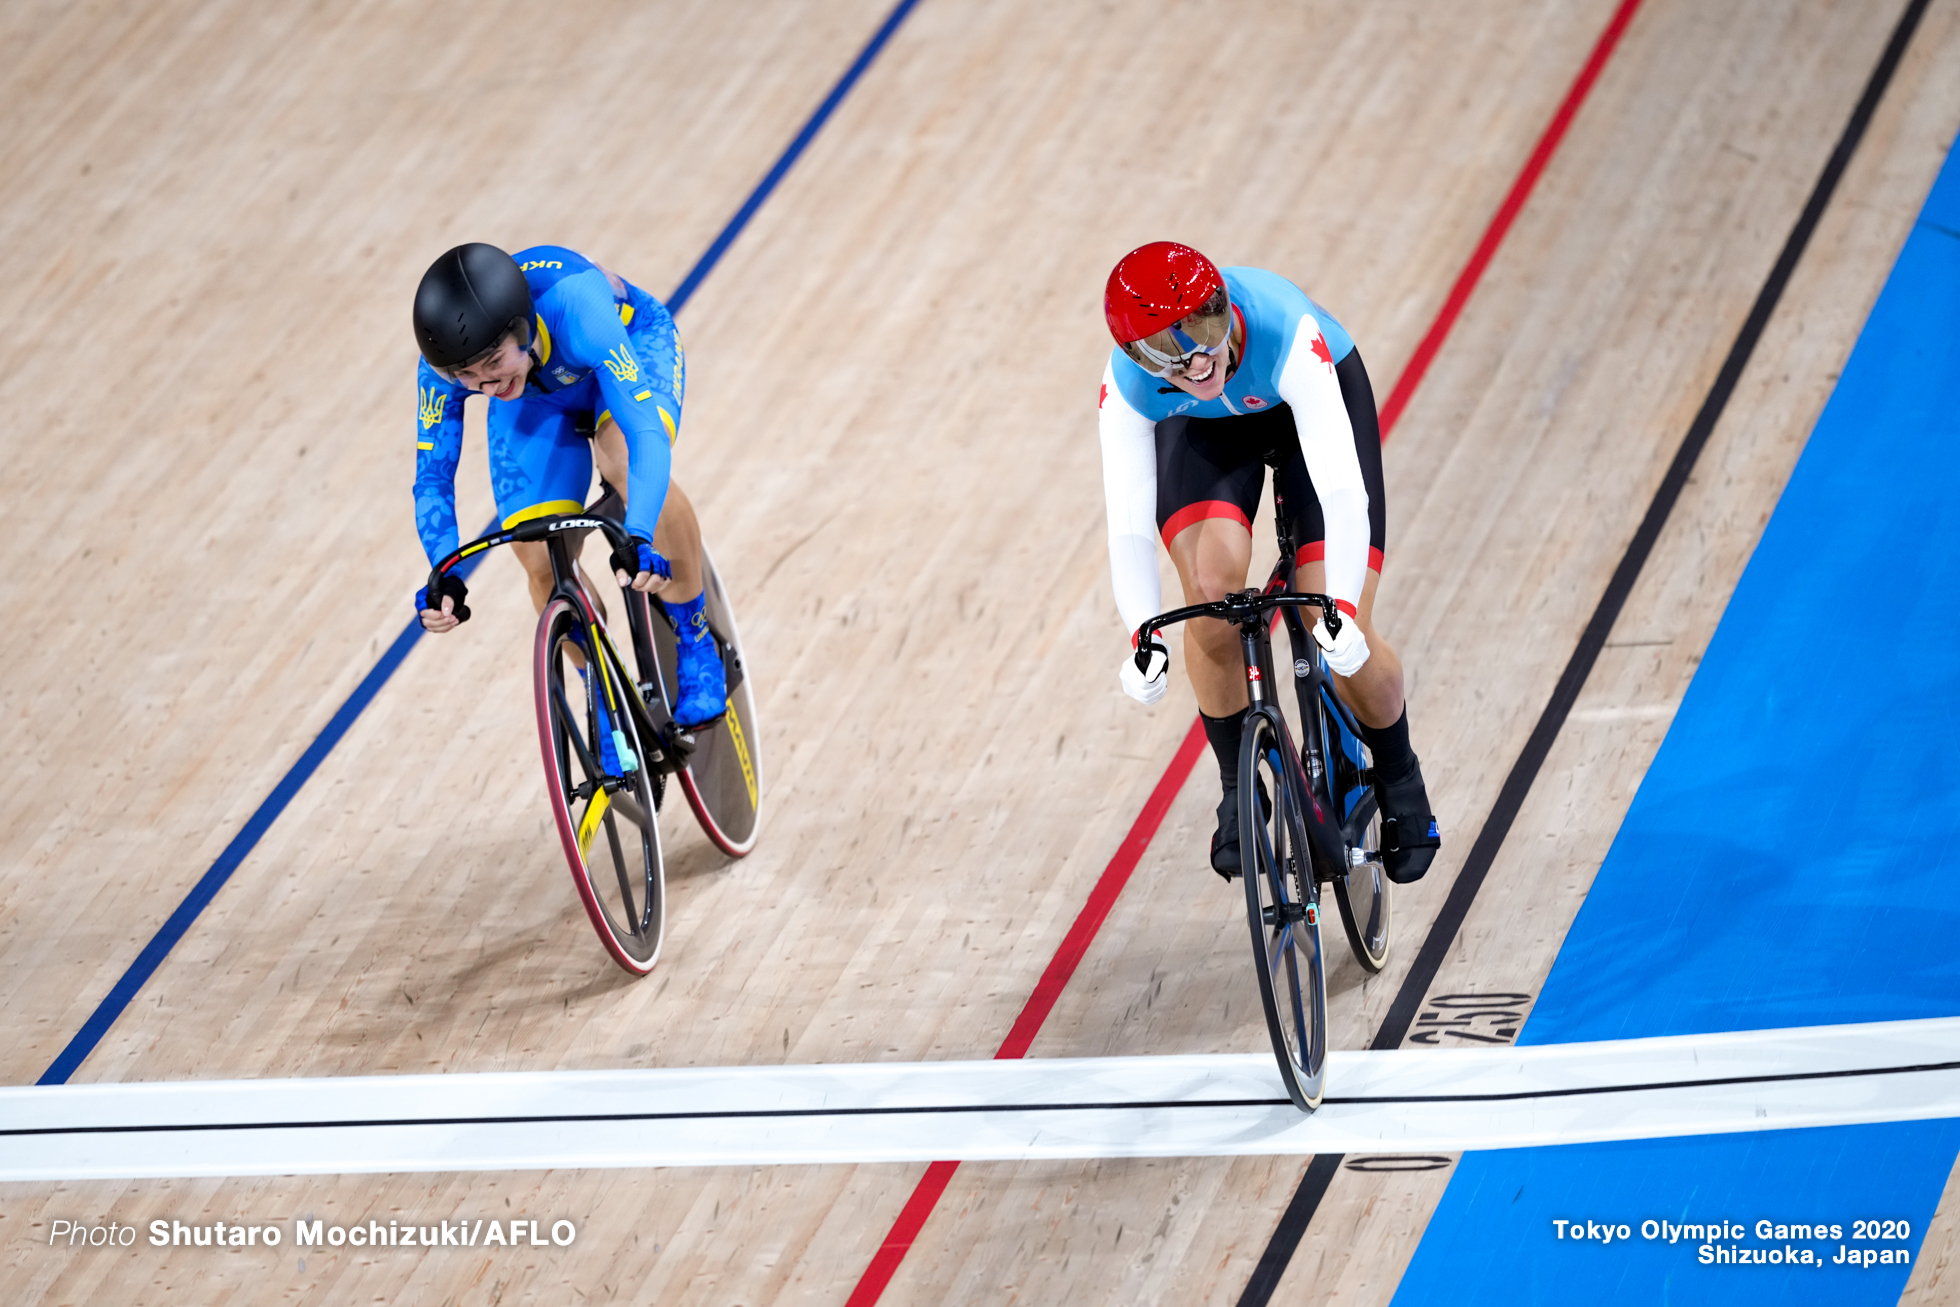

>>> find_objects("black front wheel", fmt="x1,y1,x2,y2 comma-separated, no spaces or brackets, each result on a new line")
1240,709,1329,1111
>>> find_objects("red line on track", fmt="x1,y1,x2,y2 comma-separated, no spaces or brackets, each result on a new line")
844,2,1642,1298
996,718,1210,1062
842,718,1208,1307
1377,0,1643,439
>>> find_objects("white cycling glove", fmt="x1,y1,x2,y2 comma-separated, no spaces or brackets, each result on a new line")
1120,639,1170,705
1313,613,1370,677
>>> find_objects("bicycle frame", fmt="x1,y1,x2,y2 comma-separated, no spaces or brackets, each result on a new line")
1138,590,1350,882
1132,475,1375,882
1264,494,1378,851
427,513,688,779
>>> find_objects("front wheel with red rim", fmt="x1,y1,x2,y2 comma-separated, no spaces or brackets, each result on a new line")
535,595,666,975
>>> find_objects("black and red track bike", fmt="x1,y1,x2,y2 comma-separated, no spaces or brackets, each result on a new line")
1132,484,1391,1110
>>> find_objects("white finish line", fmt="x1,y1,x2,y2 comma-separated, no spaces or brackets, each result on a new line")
5,1018,1958,1181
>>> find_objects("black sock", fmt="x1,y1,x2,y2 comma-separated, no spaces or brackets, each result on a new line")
1201,711,1244,794
1362,708,1419,786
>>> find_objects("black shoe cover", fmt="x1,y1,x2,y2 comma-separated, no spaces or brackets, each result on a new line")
1378,760,1441,884
1210,788,1242,880
1209,778,1271,881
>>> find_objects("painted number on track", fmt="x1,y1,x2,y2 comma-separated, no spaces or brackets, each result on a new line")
1408,992,1534,1045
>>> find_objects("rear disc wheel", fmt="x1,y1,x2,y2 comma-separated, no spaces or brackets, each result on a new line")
647,544,763,855
1332,789,1392,972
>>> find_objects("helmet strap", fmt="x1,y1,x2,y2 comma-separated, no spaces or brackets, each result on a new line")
1222,307,1246,383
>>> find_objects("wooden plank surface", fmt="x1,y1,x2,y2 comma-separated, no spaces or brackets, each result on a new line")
1282,2,1960,1298
1,0,1955,1302
942,3,1960,1303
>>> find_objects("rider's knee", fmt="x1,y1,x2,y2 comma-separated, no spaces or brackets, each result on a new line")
511,540,554,587
1188,575,1239,607
1186,550,1251,604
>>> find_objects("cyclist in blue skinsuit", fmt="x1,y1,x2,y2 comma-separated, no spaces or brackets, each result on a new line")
409,242,726,728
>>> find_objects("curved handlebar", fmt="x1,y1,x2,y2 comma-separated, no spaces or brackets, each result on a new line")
1132,590,1342,672
425,512,632,606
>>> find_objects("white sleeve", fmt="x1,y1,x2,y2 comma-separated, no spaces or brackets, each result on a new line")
1097,360,1163,639
1274,328,1370,614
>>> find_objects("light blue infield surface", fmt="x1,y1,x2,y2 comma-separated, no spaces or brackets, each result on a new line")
1391,141,1960,1303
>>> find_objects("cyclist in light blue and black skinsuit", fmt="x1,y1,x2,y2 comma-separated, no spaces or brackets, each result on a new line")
1098,241,1441,884
409,242,726,729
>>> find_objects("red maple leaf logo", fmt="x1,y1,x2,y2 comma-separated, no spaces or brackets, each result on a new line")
1098,382,1108,409
1309,333,1333,370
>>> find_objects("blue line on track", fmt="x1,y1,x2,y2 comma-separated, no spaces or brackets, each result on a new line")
36,0,924,1087
669,0,921,314
39,615,435,1085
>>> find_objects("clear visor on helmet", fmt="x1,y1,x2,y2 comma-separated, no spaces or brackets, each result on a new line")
1118,287,1232,377
433,315,534,386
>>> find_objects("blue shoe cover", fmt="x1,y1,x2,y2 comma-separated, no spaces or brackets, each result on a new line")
669,593,728,728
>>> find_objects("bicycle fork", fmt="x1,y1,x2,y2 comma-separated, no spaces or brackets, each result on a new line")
1238,625,1316,926
1238,614,1347,885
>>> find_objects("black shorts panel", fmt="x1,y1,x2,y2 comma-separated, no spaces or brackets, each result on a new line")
1153,347,1387,568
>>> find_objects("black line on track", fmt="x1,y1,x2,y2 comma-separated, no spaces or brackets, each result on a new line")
13,1057,1957,1140
1242,1154,1340,1304
1236,1,1933,1301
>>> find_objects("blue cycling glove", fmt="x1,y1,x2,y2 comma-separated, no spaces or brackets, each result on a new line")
610,536,671,583
414,574,471,623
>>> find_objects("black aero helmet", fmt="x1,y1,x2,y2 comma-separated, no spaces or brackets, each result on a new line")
412,243,534,374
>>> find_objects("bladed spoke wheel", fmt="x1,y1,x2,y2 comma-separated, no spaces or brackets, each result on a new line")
1240,710,1329,1111
535,596,665,974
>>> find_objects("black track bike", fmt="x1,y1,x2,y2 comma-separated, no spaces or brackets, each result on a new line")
424,503,762,975
1132,495,1392,1110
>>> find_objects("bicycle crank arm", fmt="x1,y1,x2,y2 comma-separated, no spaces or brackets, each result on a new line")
606,788,655,834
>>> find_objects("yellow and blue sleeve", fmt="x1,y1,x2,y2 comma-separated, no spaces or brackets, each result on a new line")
551,275,684,542
411,362,470,564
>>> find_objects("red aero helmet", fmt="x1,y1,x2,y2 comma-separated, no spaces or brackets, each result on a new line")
1104,241,1225,343
1105,242,1232,377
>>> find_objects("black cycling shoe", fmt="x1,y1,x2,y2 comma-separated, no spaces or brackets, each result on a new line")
1377,760,1441,884
1209,778,1271,881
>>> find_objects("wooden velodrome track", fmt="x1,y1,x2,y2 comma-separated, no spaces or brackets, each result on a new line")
4,0,1959,1301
